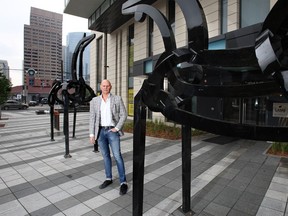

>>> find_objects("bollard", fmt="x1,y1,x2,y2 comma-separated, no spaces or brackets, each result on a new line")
54,110,60,130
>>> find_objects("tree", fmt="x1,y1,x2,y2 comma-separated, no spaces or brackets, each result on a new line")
0,74,12,119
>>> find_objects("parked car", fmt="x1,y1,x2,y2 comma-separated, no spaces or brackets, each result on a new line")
28,100,39,106
2,100,29,110
40,98,48,104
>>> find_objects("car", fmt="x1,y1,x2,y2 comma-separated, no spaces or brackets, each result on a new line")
2,100,29,110
28,100,39,106
40,98,48,104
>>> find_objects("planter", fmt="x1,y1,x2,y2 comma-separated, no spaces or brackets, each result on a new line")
266,142,288,158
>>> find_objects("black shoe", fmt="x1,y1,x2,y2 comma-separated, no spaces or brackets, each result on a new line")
99,180,113,189
119,183,128,195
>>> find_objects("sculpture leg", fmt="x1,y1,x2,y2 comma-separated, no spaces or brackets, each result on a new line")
133,93,147,216
50,105,55,141
72,106,77,138
181,124,192,213
63,89,71,158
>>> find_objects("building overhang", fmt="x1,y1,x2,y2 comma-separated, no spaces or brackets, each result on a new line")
64,0,104,19
64,0,157,33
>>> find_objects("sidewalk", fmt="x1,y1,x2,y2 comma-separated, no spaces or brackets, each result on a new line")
0,110,287,216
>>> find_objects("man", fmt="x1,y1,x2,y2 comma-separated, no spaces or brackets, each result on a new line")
89,79,128,195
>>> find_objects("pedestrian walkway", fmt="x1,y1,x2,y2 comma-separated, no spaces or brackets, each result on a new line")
0,110,287,216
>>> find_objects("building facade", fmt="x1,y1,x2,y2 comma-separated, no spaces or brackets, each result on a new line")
23,7,63,102
64,0,284,126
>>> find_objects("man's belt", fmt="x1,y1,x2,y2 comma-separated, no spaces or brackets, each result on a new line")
100,126,114,130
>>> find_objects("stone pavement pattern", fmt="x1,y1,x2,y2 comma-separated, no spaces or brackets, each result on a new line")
0,110,287,216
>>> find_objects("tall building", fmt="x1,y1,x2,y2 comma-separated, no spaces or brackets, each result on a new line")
23,7,62,102
0,60,9,78
64,32,91,83
64,0,282,125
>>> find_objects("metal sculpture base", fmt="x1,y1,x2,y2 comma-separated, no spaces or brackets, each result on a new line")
178,206,195,216
64,154,72,158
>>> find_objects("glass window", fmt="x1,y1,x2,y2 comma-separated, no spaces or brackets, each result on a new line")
128,25,134,76
97,37,103,92
221,0,228,34
128,24,135,116
101,0,110,13
241,0,270,28
208,40,226,50
144,60,153,74
148,17,154,57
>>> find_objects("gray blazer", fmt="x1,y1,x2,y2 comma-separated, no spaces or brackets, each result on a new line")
89,93,127,139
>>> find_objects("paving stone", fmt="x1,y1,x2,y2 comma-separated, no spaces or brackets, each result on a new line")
13,186,38,199
203,202,230,216
9,182,32,193
47,190,71,203
34,181,56,191
245,184,268,196
29,177,50,187
227,208,251,216
261,197,286,213
112,193,132,208
210,176,231,186
144,181,162,192
256,206,283,216
29,204,60,216
19,192,51,212
73,189,99,202
63,203,92,216
191,197,210,214
82,210,101,216
165,180,182,191
54,196,81,211
265,189,288,202
194,183,225,202
111,208,131,216
195,211,214,216
213,186,242,208
0,200,28,216
152,175,172,185
94,201,122,216
125,201,153,213
0,193,16,205
154,185,177,198
233,200,259,215
239,191,264,206
227,178,250,191
250,176,271,189
0,188,12,197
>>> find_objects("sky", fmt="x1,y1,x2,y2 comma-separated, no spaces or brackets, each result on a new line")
0,0,90,86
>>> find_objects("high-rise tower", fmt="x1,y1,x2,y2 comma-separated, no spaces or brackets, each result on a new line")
24,7,63,89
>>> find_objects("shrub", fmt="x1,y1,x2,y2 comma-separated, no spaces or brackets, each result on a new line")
281,142,288,153
123,120,206,140
271,142,288,154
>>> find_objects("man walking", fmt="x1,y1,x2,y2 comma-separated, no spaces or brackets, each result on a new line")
89,79,128,195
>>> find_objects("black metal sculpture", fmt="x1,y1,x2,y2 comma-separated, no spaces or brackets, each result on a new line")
122,0,288,215
48,33,96,157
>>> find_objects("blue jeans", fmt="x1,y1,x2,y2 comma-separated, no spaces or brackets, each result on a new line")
98,128,127,184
